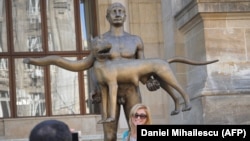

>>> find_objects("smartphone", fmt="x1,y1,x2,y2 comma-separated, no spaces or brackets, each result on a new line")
72,132,79,141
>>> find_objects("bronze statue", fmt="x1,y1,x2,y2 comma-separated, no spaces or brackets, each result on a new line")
23,2,218,141
24,3,160,141
90,36,218,123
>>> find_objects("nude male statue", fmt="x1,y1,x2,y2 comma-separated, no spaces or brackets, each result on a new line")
91,36,218,123
23,3,160,141
23,3,219,141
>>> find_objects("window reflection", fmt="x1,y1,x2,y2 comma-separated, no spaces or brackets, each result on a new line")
27,0,40,16
15,58,45,117
0,91,10,117
0,0,9,114
85,68,100,114
28,36,42,52
50,57,80,115
0,0,7,52
12,0,43,52
0,58,10,117
47,0,76,51
84,70,90,113
80,1,88,50
6,0,98,117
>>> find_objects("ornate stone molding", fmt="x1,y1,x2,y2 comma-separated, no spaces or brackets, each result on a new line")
175,1,250,32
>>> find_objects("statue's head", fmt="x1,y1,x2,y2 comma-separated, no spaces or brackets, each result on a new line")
91,36,112,61
106,2,126,26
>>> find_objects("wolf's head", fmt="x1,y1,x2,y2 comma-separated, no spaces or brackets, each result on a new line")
91,36,112,61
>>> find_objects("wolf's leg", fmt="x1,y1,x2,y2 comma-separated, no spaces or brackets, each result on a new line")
155,77,181,115
156,68,192,112
105,82,118,122
168,83,191,111
97,85,108,124
162,85,181,115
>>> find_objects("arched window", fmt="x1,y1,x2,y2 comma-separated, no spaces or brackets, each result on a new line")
0,0,98,118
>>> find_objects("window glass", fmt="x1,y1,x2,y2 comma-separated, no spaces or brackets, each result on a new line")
85,68,100,114
0,0,7,52
84,70,90,113
12,0,43,52
0,58,10,117
50,57,80,115
15,58,45,117
80,1,88,50
47,0,76,51
5,0,97,118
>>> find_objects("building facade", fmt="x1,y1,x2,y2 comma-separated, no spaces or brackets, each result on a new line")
0,0,249,140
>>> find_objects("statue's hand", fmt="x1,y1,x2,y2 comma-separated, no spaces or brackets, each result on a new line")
91,90,101,103
23,58,30,64
146,78,160,91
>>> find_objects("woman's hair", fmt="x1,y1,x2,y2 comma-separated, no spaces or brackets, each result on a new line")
128,103,152,133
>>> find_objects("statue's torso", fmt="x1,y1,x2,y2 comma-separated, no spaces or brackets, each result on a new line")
102,32,141,60
94,32,143,97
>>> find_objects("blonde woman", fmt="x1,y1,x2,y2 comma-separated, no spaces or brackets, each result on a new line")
122,103,152,141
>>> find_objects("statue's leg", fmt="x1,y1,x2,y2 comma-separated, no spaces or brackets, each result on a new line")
103,103,120,141
103,84,141,141
123,85,141,126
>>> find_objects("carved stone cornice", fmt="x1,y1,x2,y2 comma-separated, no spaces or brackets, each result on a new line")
175,0,250,32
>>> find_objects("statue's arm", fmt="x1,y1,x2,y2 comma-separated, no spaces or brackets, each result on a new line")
136,37,160,91
23,53,95,71
136,37,149,84
137,39,148,84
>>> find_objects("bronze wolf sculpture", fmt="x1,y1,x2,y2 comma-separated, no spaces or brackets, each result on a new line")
90,36,218,123
23,37,218,124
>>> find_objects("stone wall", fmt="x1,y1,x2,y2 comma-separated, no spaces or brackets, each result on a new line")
0,115,111,140
0,116,122,140
170,0,250,124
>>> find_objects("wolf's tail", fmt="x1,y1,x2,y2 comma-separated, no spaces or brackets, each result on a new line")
167,57,219,65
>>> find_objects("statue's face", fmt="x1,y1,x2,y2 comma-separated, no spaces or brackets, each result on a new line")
107,6,126,27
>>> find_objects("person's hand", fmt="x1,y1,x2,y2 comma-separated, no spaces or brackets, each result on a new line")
146,78,160,91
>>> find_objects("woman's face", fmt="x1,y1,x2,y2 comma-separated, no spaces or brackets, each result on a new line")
132,108,147,126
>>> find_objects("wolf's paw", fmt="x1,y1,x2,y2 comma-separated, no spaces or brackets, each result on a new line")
171,110,180,115
182,104,192,112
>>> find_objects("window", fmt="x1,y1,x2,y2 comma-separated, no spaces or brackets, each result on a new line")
0,0,98,118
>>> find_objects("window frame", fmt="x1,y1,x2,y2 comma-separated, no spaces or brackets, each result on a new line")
1,0,98,118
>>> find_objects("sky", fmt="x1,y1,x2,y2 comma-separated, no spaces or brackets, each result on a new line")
80,3,87,40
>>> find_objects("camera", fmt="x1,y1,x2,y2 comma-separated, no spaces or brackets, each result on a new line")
72,132,79,141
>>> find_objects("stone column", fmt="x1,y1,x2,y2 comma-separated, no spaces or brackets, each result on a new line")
174,0,250,124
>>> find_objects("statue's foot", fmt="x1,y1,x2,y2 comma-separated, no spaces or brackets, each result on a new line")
97,119,106,124
182,104,192,112
171,110,180,115
105,117,115,123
